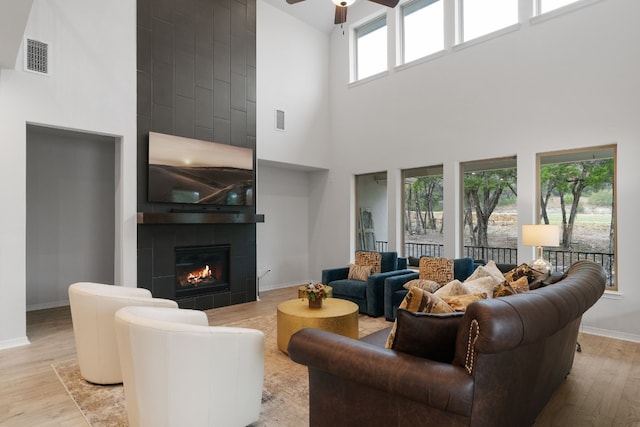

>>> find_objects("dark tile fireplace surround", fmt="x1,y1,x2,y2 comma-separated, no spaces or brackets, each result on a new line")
136,0,258,310
137,220,258,310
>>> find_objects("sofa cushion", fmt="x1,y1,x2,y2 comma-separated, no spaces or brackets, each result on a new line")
465,260,505,285
504,263,549,290
442,293,486,311
402,278,443,293
348,263,372,281
493,281,517,297
463,276,498,299
408,256,421,267
379,252,399,273
510,276,530,293
453,257,476,281
434,280,468,297
330,279,368,299
419,257,454,285
355,251,382,275
385,309,463,362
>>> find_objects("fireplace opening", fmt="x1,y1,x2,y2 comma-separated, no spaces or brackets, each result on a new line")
175,245,230,298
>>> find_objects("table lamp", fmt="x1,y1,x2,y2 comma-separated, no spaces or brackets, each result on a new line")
522,224,560,274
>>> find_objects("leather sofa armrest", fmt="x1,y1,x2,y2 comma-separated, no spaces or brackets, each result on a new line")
366,269,414,317
383,272,419,320
288,328,473,417
321,267,349,284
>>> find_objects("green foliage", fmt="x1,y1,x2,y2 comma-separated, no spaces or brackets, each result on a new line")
589,189,613,206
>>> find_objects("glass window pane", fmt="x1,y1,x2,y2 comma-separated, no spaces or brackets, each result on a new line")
356,17,387,80
538,147,616,289
462,158,518,264
357,172,388,251
402,166,444,258
540,0,580,14
403,0,443,63
461,0,518,42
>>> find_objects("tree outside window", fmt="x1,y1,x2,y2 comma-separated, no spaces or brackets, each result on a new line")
403,166,444,257
462,157,518,264
538,146,616,288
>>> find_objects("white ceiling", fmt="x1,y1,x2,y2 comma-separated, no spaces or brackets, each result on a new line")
261,0,346,34
0,0,33,69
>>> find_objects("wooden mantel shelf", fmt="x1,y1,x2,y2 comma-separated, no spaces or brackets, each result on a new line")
137,212,265,225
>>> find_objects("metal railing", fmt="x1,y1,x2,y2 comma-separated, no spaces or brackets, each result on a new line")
375,241,615,287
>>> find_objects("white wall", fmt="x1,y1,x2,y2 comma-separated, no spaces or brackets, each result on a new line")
256,164,313,290
256,0,332,288
308,0,640,340
0,0,136,349
256,0,331,169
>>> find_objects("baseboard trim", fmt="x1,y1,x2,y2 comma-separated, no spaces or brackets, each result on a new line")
580,325,640,343
260,281,310,292
26,300,69,312
0,336,31,350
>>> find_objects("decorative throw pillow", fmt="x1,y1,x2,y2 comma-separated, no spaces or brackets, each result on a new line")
384,287,454,349
419,257,454,285
402,279,443,293
442,293,486,312
510,276,530,293
462,276,497,299
385,309,463,363
465,260,505,285
355,251,382,275
347,263,372,281
434,280,468,297
493,281,517,297
399,286,454,314
504,263,548,285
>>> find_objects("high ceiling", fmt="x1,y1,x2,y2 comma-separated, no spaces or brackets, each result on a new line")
261,0,346,34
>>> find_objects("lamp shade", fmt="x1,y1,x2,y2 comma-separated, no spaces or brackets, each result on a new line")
522,224,560,247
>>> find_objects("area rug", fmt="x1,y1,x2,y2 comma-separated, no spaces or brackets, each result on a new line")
52,313,391,426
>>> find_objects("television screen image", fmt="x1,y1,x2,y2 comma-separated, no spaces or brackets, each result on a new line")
148,132,254,206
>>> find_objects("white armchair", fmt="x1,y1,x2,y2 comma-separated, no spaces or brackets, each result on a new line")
114,306,265,427
68,282,178,385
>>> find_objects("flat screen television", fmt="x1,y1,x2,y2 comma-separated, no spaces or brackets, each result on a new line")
148,132,254,206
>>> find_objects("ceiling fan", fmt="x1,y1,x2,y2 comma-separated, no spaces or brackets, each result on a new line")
286,0,399,25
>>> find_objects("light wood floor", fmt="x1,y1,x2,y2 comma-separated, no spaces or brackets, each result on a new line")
1,286,639,426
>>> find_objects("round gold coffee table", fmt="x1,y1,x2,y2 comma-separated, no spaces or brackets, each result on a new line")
277,298,359,354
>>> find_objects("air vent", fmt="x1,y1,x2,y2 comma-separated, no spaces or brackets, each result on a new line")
275,109,285,131
25,39,49,75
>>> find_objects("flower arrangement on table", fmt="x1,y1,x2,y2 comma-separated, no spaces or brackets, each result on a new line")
301,283,327,308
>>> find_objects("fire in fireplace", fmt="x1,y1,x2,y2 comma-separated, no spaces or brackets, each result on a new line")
175,245,230,298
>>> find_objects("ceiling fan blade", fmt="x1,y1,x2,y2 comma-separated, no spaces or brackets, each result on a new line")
334,5,347,24
368,0,399,7
286,0,305,4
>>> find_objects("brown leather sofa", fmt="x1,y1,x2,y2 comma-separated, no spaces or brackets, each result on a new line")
288,260,606,427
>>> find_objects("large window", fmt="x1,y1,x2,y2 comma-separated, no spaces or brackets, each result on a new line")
538,146,616,289
403,166,444,258
356,172,388,251
355,16,387,81
459,0,518,43
401,0,443,64
462,157,518,263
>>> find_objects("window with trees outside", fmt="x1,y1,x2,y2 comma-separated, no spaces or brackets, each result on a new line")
536,0,582,15
354,16,387,81
538,146,616,289
403,165,444,258
462,157,518,264
459,0,518,43
401,0,443,64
